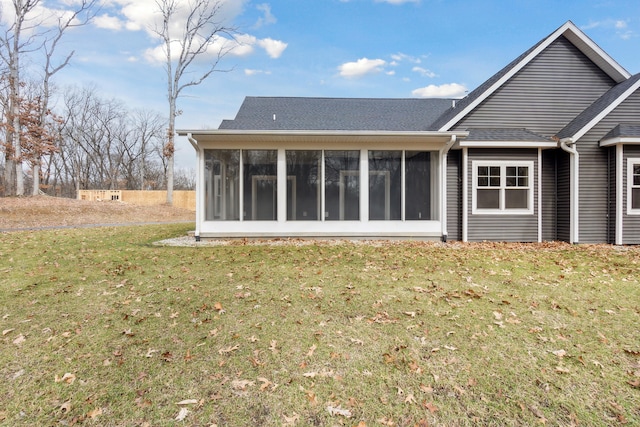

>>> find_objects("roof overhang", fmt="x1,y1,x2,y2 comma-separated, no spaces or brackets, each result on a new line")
177,129,469,145
459,140,558,148
600,136,640,147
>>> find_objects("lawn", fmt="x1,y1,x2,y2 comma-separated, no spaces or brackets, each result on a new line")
1,224,639,426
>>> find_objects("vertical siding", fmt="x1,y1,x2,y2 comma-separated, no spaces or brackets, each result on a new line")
541,149,558,241
576,92,640,243
467,149,538,242
446,149,462,241
454,37,616,137
623,145,640,244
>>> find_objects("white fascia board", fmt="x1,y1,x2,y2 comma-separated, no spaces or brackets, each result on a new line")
438,21,631,132
176,129,469,145
571,78,640,142
459,140,558,148
600,136,640,147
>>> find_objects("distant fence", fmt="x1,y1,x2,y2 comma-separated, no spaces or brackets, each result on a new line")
78,190,195,211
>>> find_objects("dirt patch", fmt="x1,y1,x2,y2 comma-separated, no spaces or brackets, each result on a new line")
0,195,194,230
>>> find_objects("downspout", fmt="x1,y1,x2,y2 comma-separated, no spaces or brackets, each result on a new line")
439,135,457,242
559,138,579,244
187,133,202,242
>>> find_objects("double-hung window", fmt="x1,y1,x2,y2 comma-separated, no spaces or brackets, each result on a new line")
472,161,533,214
627,158,640,214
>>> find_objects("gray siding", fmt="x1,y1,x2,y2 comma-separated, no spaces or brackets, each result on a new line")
556,150,571,242
623,145,640,244
446,149,462,241
453,37,616,137
467,149,538,242
576,92,640,243
541,149,558,241
608,147,616,244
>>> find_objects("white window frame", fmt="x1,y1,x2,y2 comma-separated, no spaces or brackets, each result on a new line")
472,160,534,215
627,157,640,215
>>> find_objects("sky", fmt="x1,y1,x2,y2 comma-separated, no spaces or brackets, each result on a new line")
3,0,640,169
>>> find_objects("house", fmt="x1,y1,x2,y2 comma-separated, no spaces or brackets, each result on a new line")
178,21,640,244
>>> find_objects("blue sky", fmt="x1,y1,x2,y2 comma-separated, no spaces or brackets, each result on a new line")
5,0,640,168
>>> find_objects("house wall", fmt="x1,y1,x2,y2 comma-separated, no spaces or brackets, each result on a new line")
555,149,571,242
466,148,538,242
541,149,558,241
623,145,640,244
576,92,640,243
446,149,462,241
453,36,616,137
608,146,617,244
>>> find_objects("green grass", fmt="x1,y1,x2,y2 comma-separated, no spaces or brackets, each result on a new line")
1,224,639,426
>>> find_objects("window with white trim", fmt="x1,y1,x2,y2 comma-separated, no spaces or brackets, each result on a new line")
627,158,640,214
472,161,534,214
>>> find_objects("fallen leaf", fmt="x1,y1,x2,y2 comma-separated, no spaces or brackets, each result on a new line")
176,399,198,405
218,344,239,355
12,334,25,345
87,407,102,419
55,372,76,384
326,405,352,418
551,349,567,358
60,401,72,413
231,379,254,390
306,344,317,357
2,328,14,336
283,412,300,426
404,393,416,404
175,407,189,421
423,401,438,414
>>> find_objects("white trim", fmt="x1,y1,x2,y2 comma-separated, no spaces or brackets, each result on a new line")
560,139,580,243
538,149,542,242
438,21,630,132
277,150,286,223
601,136,640,147
471,160,535,215
462,147,468,242
616,146,623,244
187,134,203,239
570,78,640,142
360,149,368,222
626,157,640,216
460,141,558,148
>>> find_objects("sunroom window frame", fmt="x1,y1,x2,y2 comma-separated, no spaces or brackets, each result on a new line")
471,160,534,215
626,157,640,215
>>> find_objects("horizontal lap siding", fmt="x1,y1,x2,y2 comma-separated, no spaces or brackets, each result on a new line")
556,150,571,242
467,149,538,242
454,37,616,137
542,149,558,241
447,150,462,241
577,92,640,243
624,145,640,244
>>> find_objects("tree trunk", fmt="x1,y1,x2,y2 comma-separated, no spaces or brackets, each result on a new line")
32,163,39,195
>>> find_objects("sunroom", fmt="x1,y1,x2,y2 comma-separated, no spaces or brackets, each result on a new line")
179,130,467,240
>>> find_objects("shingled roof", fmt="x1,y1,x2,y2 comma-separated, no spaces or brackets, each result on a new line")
218,97,455,131
556,73,640,140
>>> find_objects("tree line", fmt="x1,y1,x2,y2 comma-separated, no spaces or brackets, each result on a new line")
0,0,234,200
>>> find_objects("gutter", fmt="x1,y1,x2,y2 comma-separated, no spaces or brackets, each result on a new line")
559,138,579,244
439,135,458,242
187,133,202,241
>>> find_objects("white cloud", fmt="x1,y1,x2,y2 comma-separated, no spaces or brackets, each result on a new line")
244,68,272,76
258,38,288,58
412,66,437,78
254,3,276,27
412,83,467,98
338,58,387,78
391,53,421,64
580,18,635,40
93,13,124,30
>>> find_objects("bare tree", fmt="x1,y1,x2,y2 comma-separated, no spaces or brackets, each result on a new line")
0,0,97,196
31,0,97,195
154,0,235,205
0,0,41,196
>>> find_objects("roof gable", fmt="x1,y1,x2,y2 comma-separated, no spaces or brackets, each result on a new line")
219,97,455,131
431,21,631,132
556,73,640,141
